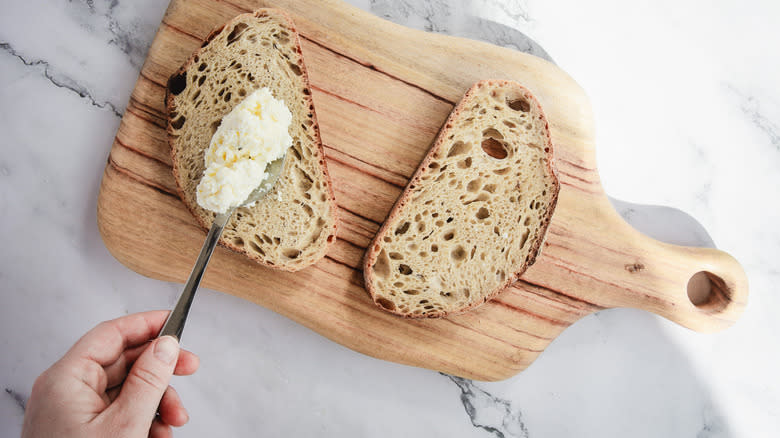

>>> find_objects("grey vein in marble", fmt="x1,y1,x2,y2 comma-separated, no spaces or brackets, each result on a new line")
727,85,780,150
446,375,529,438
696,400,729,438
0,42,122,118
370,0,450,32
68,0,152,70
5,388,27,413
489,0,531,24
369,0,551,61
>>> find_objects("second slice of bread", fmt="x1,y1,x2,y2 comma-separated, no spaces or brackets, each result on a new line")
167,10,337,271
363,80,559,317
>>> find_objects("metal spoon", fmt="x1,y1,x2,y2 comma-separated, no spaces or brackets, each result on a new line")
158,155,287,341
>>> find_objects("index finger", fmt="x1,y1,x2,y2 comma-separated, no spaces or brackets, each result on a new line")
64,310,171,366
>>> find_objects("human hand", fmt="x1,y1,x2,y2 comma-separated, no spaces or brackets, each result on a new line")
22,311,199,438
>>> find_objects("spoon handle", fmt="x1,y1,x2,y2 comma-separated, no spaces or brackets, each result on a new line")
158,211,232,341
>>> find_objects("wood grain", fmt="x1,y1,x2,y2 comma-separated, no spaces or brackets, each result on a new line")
97,0,748,380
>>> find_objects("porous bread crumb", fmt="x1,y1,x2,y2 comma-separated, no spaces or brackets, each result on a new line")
363,80,559,318
167,10,337,271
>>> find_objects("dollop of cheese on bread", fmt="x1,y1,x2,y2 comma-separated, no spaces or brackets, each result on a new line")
196,87,292,213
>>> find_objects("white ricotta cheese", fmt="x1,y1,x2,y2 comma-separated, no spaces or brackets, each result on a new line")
196,87,293,213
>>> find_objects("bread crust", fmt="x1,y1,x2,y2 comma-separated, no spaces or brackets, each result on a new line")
362,80,560,317
166,9,338,272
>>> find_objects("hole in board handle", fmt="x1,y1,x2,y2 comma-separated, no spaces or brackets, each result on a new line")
687,271,731,312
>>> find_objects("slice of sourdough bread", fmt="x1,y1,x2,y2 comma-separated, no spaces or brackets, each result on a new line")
167,10,337,272
363,80,559,317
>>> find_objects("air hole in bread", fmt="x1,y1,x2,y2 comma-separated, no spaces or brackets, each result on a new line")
373,250,390,278
507,98,530,112
224,92,232,102
395,222,410,235
168,72,187,95
493,167,510,175
463,193,490,205
238,88,246,97
399,264,413,275
290,145,302,161
393,282,404,288
466,178,481,192
519,228,530,248
232,237,244,246
171,116,186,130
458,157,473,168
288,62,302,76
481,138,508,159
431,244,438,252
389,252,403,260
249,241,264,256
483,184,497,193
295,168,313,191
447,141,470,157
403,289,420,295
476,207,490,220
376,297,395,311
503,120,516,128
451,245,467,262
283,248,301,259
227,22,249,45
443,230,455,241
482,127,504,140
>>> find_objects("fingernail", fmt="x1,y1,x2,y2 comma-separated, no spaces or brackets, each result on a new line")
155,336,179,364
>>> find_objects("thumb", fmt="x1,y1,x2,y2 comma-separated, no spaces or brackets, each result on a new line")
106,336,179,432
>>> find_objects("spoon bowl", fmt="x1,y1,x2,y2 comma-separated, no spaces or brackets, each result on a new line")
158,154,287,340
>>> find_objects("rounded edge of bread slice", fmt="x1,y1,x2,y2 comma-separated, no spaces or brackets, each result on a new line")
363,79,560,318
166,9,338,272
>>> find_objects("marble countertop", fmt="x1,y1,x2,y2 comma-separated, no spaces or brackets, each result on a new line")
2,0,779,436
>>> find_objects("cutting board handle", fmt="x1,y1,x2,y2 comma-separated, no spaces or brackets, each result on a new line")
588,198,750,332
528,193,749,334
635,236,749,333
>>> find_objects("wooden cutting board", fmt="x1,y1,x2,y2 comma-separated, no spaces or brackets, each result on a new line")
97,0,748,381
